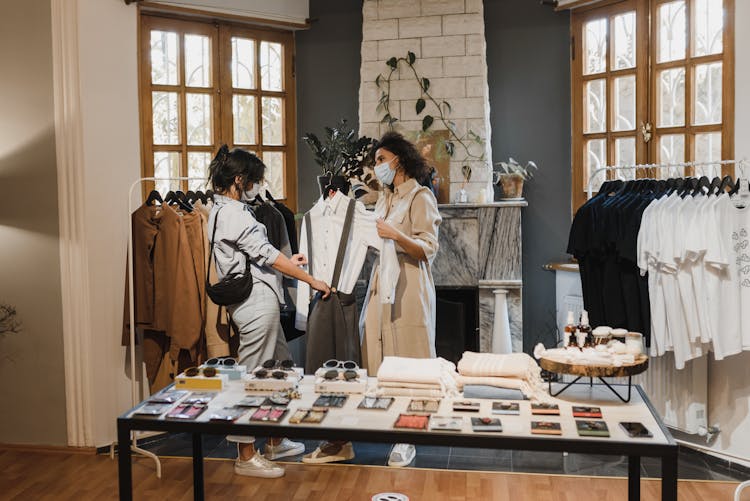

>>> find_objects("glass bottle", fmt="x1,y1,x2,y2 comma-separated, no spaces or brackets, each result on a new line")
579,310,592,347
564,311,577,347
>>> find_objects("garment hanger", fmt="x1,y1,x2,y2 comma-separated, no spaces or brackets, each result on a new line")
709,176,722,195
692,176,711,196
265,189,277,203
205,189,214,202
185,190,199,204
718,175,734,194
164,191,179,205
145,189,163,206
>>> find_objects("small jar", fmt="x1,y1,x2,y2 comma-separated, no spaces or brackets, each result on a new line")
625,332,643,355
611,328,628,344
592,326,612,346
575,330,588,348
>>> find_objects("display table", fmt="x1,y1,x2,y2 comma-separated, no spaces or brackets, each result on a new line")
117,377,677,501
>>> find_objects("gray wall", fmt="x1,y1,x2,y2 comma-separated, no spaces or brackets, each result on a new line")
484,0,571,351
0,0,67,444
295,0,363,211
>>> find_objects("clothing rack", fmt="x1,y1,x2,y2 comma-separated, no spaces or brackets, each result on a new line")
586,159,748,199
111,176,209,477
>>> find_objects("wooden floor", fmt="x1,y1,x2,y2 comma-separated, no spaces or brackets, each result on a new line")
0,448,743,501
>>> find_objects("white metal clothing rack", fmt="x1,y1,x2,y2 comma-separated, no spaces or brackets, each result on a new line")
112,176,209,477
586,159,748,199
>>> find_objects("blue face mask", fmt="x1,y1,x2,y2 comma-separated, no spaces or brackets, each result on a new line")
375,161,396,185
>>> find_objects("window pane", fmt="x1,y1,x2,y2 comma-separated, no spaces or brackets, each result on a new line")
694,62,722,125
233,95,256,144
585,139,607,190
694,132,722,177
188,152,211,191
657,1,686,63
612,12,636,70
152,91,180,144
260,41,283,91
613,75,636,131
184,34,210,88
583,18,607,75
154,152,180,193
694,0,723,57
186,93,212,146
151,31,178,85
615,137,636,180
584,79,606,133
658,134,685,178
658,68,686,127
231,37,256,89
262,97,284,145
262,152,285,199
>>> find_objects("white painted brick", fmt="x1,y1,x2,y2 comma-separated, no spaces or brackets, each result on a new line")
388,79,423,100
443,13,484,36
466,34,484,55
359,121,381,139
401,56,444,78
426,77,466,98
363,0,378,21
361,60,390,84
361,99,387,123
465,0,484,14
466,76,485,97
378,0,421,19
447,96,485,118
361,81,382,103
393,120,425,134
363,19,398,41
422,35,466,57
443,55,484,76
378,38,421,60
421,0,466,16
465,118,489,140
362,41,379,62
398,16,442,38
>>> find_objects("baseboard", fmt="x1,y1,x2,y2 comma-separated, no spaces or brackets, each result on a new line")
0,443,96,455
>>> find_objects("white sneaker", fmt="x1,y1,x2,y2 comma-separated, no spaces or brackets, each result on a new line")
388,443,416,467
234,451,285,478
264,438,305,460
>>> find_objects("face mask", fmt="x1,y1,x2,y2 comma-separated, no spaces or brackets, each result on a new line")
375,161,396,185
241,183,261,201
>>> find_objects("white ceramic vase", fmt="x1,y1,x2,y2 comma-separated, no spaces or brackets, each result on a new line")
492,289,512,354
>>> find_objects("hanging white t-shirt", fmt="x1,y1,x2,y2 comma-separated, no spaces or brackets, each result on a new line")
682,194,716,345
638,195,669,357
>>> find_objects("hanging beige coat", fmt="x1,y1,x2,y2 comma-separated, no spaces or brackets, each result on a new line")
361,178,442,375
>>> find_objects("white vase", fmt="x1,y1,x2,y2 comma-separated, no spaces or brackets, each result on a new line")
492,289,512,354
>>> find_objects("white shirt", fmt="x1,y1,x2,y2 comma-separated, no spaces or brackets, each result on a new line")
295,191,399,331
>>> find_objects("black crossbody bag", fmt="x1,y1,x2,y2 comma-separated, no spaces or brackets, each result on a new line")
205,208,254,306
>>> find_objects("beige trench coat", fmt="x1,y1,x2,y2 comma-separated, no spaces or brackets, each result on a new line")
361,178,442,375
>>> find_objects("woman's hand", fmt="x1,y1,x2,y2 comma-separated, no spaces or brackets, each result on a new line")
290,254,308,266
376,218,402,241
310,279,332,299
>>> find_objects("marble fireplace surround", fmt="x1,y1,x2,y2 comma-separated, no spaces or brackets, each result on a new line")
432,200,526,353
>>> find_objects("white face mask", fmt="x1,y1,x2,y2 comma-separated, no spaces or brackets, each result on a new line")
375,161,396,185
241,183,262,201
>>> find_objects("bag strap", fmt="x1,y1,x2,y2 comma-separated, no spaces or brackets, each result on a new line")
331,198,355,291
206,206,222,285
304,211,314,300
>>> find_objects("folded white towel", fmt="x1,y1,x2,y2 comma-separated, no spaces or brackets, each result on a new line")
377,356,456,385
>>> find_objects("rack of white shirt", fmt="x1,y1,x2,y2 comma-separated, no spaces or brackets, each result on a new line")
586,159,750,369
295,190,400,331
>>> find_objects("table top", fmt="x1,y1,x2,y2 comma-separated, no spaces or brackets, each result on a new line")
539,355,649,378
119,376,675,457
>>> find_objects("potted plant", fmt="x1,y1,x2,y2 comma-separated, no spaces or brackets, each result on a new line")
302,119,376,197
494,158,538,199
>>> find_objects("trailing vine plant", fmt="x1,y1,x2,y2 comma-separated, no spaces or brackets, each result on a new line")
375,51,485,162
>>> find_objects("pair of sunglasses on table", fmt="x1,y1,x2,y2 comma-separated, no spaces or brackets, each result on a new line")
253,359,295,379
184,357,238,377
321,359,359,381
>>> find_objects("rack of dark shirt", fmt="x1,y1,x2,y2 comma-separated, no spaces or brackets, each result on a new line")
568,160,747,348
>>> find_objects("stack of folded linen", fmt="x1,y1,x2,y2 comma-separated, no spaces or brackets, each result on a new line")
456,351,547,402
373,356,459,398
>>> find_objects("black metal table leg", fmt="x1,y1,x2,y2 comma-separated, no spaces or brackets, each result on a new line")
548,376,583,397
661,453,678,501
597,375,633,402
628,455,641,501
117,421,133,501
192,433,205,501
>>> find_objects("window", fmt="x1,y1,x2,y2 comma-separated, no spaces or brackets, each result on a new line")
139,15,297,209
571,0,734,211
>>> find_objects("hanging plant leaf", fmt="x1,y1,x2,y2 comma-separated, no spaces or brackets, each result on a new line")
445,141,454,156
442,100,452,114
386,57,398,69
422,115,434,131
415,98,426,115
381,113,392,124
407,51,416,65
462,164,472,182
375,74,382,88
422,77,430,92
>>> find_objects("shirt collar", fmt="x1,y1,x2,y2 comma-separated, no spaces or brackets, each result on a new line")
213,193,246,209
393,178,419,197
322,189,347,215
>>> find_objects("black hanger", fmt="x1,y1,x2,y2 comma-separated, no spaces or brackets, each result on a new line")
205,189,214,202
719,175,734,194
709,176,722,195
254,194,265,204
185,190,198,204
692,176,711,196
195,190,208,205
265,189,276,203
164,190,179,205
145,189,163,206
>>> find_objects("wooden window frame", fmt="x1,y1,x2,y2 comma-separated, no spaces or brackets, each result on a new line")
138,11,298,211
571,0,734,212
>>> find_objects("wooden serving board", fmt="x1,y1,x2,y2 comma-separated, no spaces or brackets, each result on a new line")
539,355,649,378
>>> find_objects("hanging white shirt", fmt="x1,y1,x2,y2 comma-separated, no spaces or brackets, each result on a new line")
295,190,399,331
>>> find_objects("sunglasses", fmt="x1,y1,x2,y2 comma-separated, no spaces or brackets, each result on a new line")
323,369,359,381
254,369,287,380
322,359,358,371
262,359,295,370
205,357,237,367
184,366,217,377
